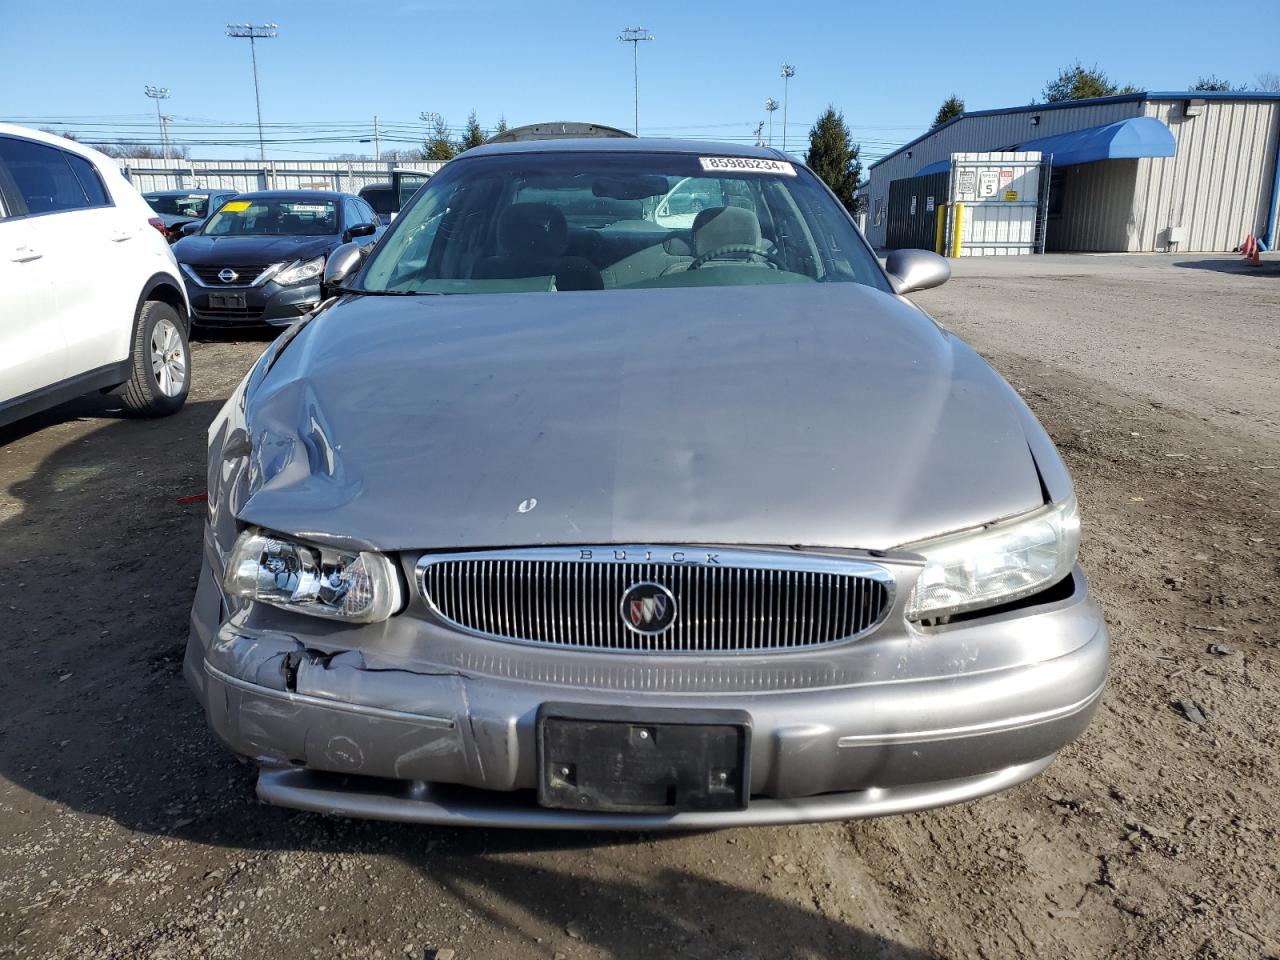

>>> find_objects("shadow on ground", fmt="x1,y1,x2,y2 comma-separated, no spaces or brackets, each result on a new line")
1172,256,1280,276
0,393,937,959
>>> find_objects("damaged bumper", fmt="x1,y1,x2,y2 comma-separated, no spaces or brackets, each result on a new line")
185,552,1109,829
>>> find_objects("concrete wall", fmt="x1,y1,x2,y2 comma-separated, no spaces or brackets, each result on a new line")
118,158,444,195
1135,99,1280,252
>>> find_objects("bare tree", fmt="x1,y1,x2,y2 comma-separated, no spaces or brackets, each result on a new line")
1256,72,1280,92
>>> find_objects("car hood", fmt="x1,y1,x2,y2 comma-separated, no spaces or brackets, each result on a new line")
234,283,1050,552
174,234,337,266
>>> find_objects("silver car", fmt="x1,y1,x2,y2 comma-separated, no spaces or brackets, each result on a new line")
186,136,1108,829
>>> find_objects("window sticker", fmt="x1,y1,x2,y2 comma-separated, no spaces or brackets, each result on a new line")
221,200,251,212
698,156,796,176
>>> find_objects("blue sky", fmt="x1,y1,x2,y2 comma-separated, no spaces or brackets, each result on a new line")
1,0,1276,161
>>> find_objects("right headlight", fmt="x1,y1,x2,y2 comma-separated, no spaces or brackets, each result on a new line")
903,496,1080,621
274,255,325,286
224,528,402,623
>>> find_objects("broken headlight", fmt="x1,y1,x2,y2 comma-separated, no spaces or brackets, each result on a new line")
224,529,402,622
903,496,1080,621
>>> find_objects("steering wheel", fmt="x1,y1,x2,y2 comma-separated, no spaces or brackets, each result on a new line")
688,243,785,270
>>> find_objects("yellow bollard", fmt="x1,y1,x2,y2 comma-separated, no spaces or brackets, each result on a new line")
951,202,965,258
934,203,949,255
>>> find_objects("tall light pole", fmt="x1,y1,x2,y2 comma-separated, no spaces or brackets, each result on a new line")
764,97,778,147
143,85,171,161
780,63,795,152
226,23,278,161
617,26,654,135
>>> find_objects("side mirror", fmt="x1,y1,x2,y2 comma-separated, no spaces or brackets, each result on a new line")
345,222,377,241
180,221,202,236
884,249,950,295
323,242,364,290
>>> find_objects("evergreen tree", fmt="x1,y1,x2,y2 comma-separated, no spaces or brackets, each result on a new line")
459,110,486,151
804,106,861,213
932,95,965,128
1190,75,1236,92
423,116,457,162
1042,62,1139,102
494,116,510,136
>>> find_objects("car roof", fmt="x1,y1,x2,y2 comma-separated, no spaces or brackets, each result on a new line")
230,190,351,201
144,188,229,196
458,136,797,162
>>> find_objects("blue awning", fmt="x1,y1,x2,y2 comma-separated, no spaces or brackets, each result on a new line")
913,117,1176,177
915,159,951,177
1013,116,1175,166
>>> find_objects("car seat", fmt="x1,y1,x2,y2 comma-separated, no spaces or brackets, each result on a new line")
472,203,603,291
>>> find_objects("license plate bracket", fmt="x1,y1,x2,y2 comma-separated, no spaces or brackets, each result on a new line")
537,703,751,813
208,293,247,309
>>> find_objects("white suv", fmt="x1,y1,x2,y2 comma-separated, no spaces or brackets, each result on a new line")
0,125,191,429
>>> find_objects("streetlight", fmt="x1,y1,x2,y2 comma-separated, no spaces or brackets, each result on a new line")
753,120,765,148
225,23,278,162
617,26,655,135
143,85,171,161
780,63,795,152
764,97,778,147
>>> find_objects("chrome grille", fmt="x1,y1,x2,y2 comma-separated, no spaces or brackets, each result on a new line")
416,546,892,654
188,263,273,286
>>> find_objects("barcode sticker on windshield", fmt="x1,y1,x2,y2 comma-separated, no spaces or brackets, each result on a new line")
699,156,796,176
288,204,330,213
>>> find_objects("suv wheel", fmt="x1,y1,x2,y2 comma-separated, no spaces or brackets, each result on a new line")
120,301,191,416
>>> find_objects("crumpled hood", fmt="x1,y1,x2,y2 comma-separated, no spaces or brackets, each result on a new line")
174,233,337,266
235,283,1048,552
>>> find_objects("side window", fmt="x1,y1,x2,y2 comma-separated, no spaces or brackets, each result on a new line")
63,153,110,207
344,198,362,228
0,136,90,215
357,199,376,225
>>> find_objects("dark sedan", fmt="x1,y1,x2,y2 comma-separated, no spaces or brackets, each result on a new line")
143,188,239,242
173,190,382,327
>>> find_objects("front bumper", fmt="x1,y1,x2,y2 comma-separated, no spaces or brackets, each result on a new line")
183,278,321,327
185,554,1108,829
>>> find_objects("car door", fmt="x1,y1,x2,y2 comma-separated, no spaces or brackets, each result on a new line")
55,149,145,377
0,136,68,403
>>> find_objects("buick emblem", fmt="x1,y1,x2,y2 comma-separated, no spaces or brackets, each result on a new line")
620,582,677,635
218,268,238,283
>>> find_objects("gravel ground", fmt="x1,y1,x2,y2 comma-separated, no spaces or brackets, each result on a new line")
0,253,1277,960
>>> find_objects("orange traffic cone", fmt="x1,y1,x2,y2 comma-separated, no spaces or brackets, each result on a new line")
1242,234,1262,265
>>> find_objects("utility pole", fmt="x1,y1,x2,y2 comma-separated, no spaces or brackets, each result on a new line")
764,97,778,147
780,63,795,152
753,121,765,148
226,23,278,161
144,86,171,160
373,115,380,161
617,26,654,135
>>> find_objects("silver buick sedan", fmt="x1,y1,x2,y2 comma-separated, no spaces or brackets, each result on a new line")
186,134,1108,829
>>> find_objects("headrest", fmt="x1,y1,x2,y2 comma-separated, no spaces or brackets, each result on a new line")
692,206,762,255
498,203,569,258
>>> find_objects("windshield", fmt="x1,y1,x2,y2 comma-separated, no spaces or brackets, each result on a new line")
360,153,888,295
201,197,338,237
145,193,213,218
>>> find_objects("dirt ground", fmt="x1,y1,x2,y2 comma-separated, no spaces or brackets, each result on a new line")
1,253,1277,960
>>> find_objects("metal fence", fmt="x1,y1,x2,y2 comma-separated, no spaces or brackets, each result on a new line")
117,158,445,195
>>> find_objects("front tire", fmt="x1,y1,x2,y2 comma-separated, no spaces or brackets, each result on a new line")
120,301,190,417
